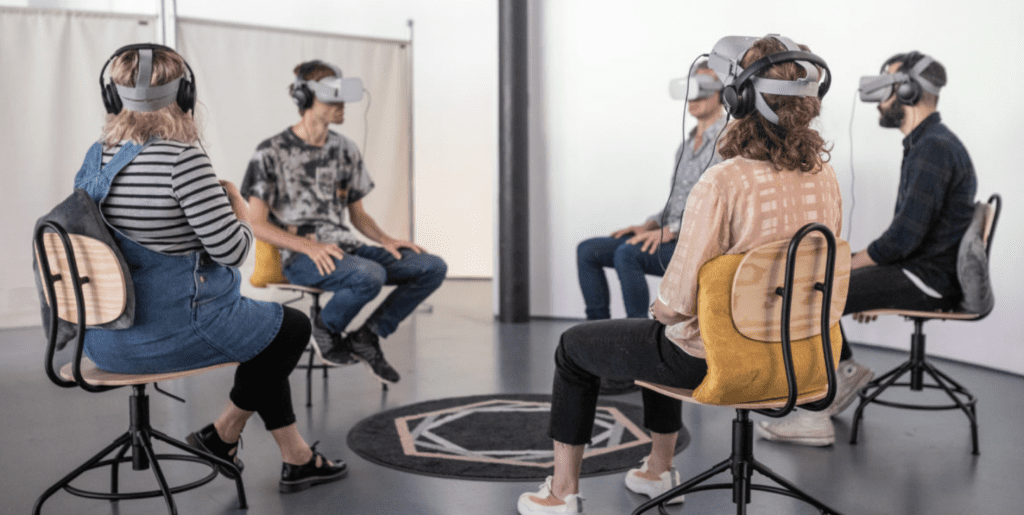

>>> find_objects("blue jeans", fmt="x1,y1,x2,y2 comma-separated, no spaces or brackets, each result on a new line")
283,246,447,338
576,235,677,319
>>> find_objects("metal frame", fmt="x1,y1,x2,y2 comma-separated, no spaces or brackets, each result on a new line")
850,194,1001,456
633,223,844,515
32,222,246,515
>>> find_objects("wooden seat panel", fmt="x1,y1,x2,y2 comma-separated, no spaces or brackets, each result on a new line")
60,358,236,386
635,380,828,410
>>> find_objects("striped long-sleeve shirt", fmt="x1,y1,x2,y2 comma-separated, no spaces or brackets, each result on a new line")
100,139,252,268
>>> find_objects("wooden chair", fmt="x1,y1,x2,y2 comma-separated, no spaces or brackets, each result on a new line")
633,223,850,515
850,194,1001,455
32,222,246,515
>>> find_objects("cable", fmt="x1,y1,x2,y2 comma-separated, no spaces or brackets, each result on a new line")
362,88,373,154
846,90,856,242
654,53,714,273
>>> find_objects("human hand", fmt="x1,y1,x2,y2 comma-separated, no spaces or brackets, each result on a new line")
851,312,878,323
300,239,345,276
627,228,676,254
382,238,424,259
610,225,644,239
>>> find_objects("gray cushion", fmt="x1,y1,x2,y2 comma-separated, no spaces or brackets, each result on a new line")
956,202,994,314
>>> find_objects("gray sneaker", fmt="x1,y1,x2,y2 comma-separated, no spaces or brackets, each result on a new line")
348,326,400,383
826,359,875,417
311,315,356,366
755,411,835,446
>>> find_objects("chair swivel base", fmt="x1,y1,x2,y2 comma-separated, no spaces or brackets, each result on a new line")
850,356,979,455
631,410,844,515
33,385,247,515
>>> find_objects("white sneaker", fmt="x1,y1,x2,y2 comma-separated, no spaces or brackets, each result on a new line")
826,359,875,417
517,476,584,514
755,411,835,447
624,457,684,505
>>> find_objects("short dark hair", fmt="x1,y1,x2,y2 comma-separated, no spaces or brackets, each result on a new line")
887,52,946,106
289,61,339,114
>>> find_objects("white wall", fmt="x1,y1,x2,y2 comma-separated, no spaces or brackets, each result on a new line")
529,0,1024,374
1,0,496,279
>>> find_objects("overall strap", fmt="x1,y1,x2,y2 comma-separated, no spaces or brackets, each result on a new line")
74,139,152,203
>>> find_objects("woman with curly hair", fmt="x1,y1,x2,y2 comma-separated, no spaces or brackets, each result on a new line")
516,35,842,514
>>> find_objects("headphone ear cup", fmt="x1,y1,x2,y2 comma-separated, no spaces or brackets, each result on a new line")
721,85,741,118
725,80,756,119
896,80,920,106
102,82,122,115
177,78,196,113
292,84,314,111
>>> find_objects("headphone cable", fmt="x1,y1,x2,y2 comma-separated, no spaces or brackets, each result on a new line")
655,54,708,273
846,90,856,242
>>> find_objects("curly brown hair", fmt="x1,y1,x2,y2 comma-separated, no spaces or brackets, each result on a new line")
717,37,831,173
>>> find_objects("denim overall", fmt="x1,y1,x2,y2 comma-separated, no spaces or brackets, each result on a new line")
75,140,283,374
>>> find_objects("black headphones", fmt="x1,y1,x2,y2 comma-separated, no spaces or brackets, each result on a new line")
882,51,927,106
99,43,196,115
721,50,831,120
291,60,342,111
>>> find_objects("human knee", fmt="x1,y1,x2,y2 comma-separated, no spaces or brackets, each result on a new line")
419,254,447,287
613,242,642,267
349,262,386,298
577,238,604,266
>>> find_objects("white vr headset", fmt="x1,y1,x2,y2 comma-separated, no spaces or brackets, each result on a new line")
668,74,724,101
858,55,941,103
293,60,364,105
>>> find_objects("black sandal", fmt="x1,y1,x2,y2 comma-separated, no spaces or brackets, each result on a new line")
279,441,348,493
186,423,244,479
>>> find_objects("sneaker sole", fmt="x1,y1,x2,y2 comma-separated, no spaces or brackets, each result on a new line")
754,425,834,447
279,467,348,493
517,497,583,514
360,360,400,384
309,340,360,367
624,475,684,505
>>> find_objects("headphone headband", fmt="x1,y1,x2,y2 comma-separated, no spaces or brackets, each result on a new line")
99,43,196,115
709,35,830,124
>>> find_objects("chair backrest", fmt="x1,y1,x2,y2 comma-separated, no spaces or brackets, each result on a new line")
37,231,128,325
732,234,850,343
956,194,1001,315
691,224,849,414
250,239,289,287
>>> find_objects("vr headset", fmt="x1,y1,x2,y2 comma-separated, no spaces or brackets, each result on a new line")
706,34,830,124
668,74,724,101
292,60,363,109
858,53,941,105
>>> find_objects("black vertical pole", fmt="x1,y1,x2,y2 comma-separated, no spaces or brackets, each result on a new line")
499,0,530,323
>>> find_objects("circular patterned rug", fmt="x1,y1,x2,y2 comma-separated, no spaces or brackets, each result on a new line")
346,393,689,481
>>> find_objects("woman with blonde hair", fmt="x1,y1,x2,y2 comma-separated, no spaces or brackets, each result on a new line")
517,34,841,514
80,43,344,493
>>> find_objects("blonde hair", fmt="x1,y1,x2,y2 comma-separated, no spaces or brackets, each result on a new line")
101,48,200,147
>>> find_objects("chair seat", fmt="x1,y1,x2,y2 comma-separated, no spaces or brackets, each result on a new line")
265,282,325,294
635,380,828,410
860,308,982,321
60,358,236,386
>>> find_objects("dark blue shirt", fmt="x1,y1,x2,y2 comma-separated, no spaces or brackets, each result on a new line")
867,112,976,297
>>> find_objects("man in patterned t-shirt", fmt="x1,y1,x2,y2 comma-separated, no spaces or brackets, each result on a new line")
241,60,447,384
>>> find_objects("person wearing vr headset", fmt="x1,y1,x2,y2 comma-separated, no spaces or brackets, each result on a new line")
575,62,725,396
517,35,841,515
756,51,977,446
82,45,346,494
241,61,447,385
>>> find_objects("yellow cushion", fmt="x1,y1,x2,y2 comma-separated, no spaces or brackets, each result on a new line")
691,254,842,405
249,239,288,287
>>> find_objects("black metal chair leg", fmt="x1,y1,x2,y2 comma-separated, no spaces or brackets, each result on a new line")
921,362,980,455
33,432,133,515
630,458,732,515
151,428,248,509
138,430,178,515
751,459,844,514
850,360,914,444
110,438,132,496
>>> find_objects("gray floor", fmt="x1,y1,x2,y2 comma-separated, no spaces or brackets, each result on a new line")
3,279,1022,515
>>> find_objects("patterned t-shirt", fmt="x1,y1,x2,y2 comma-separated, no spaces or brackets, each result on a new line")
241,128,374,261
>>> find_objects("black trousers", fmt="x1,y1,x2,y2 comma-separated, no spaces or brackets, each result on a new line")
839,265,959,361
550,318,708,446
229,306,309,431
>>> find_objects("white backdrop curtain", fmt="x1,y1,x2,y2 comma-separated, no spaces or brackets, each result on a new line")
175,18,412,298
0,7,156,328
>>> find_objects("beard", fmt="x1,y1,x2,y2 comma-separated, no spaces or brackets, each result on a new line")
878,100,904,128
